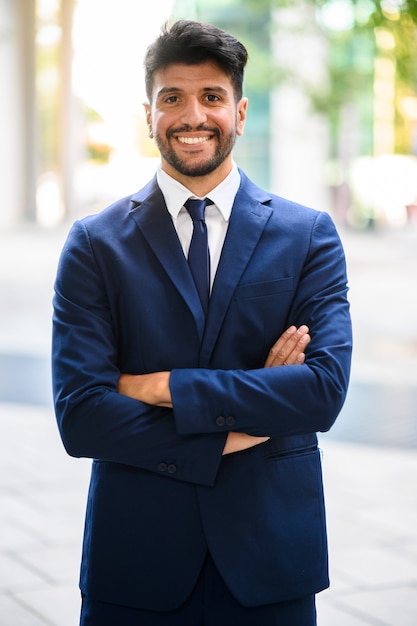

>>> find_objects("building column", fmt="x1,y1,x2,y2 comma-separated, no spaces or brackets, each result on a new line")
59,0,77,220
0,0,37,228
271,4,330,213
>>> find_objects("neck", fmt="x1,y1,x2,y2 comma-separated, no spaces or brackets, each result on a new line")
161,160,233,197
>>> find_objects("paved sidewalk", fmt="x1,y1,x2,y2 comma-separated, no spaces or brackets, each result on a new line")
1,402,416,625
0,403,89,626
317,437,417,625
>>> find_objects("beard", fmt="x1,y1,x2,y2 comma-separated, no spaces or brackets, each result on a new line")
154,125,237,178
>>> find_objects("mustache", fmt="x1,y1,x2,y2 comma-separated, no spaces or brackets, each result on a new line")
166,125,220,139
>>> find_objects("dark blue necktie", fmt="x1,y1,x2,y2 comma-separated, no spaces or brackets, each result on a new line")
184,198,210,315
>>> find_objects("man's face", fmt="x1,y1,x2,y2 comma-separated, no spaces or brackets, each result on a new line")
144,61,247,185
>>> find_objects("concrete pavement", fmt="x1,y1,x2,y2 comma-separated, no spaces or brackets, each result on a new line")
1,222,417,625
1,402,416,626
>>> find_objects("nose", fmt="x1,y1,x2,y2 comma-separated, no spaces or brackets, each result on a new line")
181,97,207,127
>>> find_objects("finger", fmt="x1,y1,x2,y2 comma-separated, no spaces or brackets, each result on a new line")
265,325,310,368
269,325,309,365
264,326,297,368
265,326,302,368
284,332,310,365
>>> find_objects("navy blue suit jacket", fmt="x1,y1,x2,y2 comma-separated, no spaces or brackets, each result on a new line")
52,171,352,611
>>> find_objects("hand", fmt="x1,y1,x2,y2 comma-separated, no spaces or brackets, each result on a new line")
223,325,310,456
118,372,172,407
222,432,270,455
264,325,310,368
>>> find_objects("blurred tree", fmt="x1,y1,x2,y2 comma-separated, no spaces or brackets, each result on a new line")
310,0,417,155
174,0,417,157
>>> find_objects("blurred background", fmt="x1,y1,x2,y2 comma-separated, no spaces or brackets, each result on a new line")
1,0,417,228
1,1,417,625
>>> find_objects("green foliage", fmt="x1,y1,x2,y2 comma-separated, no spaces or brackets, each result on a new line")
175,0,417,105
277,0,417,154
173,0,417,154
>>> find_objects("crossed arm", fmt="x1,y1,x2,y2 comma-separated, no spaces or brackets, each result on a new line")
118,324,310,455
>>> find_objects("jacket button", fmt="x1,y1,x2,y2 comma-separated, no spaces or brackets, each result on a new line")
158,462,167,472
226,416,236,426
216,416,226,427
167,463,177,474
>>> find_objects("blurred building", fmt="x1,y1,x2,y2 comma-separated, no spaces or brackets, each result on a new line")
0,0,333,229
1,0,416,229
1,0,38,227
0,0,173,229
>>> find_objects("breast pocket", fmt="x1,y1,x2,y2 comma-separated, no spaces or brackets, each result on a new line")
234,277,293,300
227,277,295,366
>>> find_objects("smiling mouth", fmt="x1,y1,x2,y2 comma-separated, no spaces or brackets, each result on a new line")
177,136,211,145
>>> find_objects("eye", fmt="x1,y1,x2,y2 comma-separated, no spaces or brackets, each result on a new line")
165,95,179,104
205,94,221,102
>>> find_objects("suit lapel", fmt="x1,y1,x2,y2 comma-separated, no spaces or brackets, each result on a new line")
201,176,273,364
129,178,206,340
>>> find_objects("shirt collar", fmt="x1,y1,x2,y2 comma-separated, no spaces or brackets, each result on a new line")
156,163,241,222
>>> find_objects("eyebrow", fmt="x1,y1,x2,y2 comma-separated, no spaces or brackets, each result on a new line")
156,86,229,98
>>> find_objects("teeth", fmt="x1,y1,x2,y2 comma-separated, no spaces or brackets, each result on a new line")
178,136,209,145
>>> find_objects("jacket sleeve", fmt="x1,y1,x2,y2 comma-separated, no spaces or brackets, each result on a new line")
170,211,352,438
52,220,227,487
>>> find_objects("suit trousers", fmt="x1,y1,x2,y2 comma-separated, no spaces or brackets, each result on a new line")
79,553,317,626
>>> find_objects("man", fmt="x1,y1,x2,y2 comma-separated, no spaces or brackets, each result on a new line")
52,20,352,626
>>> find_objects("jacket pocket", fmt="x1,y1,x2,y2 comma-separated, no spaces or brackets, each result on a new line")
234,277,293,300
263,442,318,462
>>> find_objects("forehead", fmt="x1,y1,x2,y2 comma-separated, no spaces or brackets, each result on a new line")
151,60,234,98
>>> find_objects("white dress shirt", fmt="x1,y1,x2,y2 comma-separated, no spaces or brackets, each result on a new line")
156,164,241,290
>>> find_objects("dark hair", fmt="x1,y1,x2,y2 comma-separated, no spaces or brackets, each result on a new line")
144,20,248,102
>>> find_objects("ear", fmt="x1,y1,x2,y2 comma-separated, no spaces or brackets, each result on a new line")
143,103,153,138
236,97,248,137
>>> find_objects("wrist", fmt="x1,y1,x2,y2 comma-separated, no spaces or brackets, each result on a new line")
155,371,171,406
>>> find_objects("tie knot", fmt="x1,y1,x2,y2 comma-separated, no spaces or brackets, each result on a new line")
184,198,208,222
